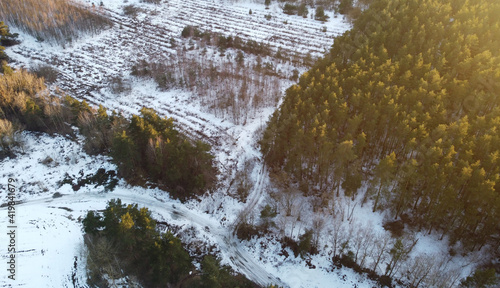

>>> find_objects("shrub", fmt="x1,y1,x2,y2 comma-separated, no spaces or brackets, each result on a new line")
181,25,202,38
0,118,16,155
298,229,318,257
298,3,308,17
154,72,176,90
0,21,19,47
281,236,300,257
383,220,404,237
290,69,300,81
109,75,131,94
31,64,58,84
378,275,393,287
0,22,18,61
59,168,118,192
260,204,277,218
123,5,141,16
283,3,298,15
236,222,260,241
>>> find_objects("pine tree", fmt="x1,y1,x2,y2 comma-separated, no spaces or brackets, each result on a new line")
265,0,271,8
315,6,329,22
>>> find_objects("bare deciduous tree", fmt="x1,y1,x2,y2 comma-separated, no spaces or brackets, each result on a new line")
330,215,347,258
371,232,392,273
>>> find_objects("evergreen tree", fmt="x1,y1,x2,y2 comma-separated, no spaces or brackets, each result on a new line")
337,0,354,15
83,199,192,287
283,4,298,15
315,6,329,22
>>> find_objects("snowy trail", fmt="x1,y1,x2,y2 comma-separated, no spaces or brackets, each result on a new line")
7,189,287,287
232,162,267,232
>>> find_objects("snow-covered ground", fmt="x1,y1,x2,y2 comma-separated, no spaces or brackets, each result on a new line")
0,132,376,287
0,0,484,287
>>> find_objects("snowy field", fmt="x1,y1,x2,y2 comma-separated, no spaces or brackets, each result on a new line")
0,0,484,287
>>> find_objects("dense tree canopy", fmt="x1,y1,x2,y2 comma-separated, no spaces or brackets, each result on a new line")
111,107,218,198
261,0,500,251
83,199,192,287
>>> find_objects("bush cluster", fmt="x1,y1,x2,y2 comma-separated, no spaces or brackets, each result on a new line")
111,107,218,199
283,3,309,18
280,229,318,258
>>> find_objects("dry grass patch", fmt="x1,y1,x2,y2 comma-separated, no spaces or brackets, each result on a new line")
0,0,112,44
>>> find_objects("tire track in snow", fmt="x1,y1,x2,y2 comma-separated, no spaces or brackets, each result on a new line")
233,163,267,233
7,190,287,287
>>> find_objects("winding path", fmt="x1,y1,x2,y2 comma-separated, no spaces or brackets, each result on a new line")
12,189,286,287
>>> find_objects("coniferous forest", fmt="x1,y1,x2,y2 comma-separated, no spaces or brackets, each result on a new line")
261,0,500,252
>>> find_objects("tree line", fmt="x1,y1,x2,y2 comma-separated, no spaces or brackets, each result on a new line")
276,0,374,21
181,25,272,57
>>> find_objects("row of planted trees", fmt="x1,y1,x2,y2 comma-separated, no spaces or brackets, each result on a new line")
261,0,500,256
130,45,290,125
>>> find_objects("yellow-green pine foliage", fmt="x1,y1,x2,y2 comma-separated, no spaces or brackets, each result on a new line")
261,0,500,251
